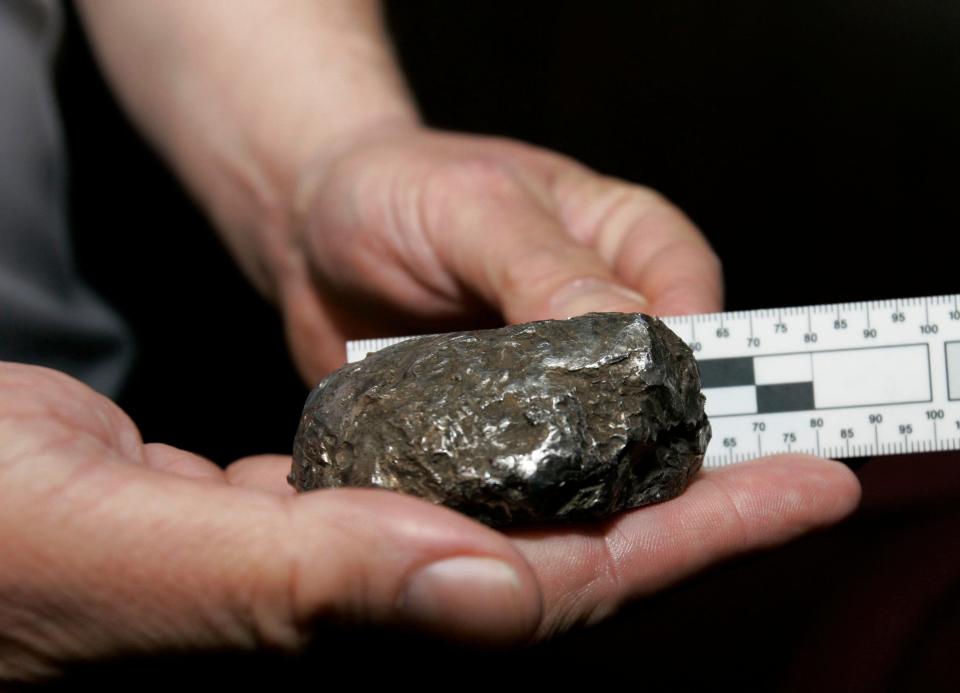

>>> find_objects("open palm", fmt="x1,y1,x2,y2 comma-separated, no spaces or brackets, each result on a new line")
0,361,859,681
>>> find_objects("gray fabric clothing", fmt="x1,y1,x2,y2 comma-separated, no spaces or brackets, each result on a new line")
0,0,132,397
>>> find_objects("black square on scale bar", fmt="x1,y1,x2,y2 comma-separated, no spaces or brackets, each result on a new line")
697,357,755,389
756,382,816,414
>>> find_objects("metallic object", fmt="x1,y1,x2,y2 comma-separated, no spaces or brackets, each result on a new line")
289,313,710,527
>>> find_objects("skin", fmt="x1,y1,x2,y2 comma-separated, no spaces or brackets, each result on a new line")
0,362,858,678
0,0,862,681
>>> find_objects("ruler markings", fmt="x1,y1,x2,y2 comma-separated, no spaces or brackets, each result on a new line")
346,293,960,469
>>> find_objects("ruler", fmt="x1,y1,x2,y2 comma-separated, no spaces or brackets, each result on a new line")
347,294,960,469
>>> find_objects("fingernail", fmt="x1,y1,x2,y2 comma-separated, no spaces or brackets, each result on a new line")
398,557,529,642
550,278,648,318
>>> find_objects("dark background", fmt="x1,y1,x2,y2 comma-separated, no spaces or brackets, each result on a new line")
54,1,959,689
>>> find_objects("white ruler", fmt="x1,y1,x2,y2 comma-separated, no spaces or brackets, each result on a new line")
347,294,960,469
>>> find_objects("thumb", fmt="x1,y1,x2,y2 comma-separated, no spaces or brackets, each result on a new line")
2,457,543,678
278,488,544,645
422,162,649,322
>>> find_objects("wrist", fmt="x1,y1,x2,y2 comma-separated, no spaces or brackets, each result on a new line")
79,0,422,304
246,114,422,304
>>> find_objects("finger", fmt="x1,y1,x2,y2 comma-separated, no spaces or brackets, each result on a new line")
143,443,225,482
508,455,860,638
3,457,543,675
279,489,543,645
420,161,650,323
225,455,297,496
554,174,724,315
278,251,349,382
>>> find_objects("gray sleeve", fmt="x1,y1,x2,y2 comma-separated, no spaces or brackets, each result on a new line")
0,0,133,398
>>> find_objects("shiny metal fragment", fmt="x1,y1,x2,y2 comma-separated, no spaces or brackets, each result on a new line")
289,313,710,527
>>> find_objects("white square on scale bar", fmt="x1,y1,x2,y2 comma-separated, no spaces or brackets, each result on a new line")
754,354,813,385
703,386,758,417
947,342,960,400
812,345,930,409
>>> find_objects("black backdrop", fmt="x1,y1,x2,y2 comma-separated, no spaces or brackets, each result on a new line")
55,1,959,689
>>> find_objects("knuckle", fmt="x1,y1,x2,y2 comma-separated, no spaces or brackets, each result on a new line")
419,158,523,228
496,244,555,298
247,505,329,655
497,244,585,301
603,181,673,218
623,181,670,207
430,157,520,195
707,246,724,277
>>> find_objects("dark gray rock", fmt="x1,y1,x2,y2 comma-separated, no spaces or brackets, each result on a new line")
289,313,710,527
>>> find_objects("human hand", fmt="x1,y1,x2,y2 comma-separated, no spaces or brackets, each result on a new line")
268,126,723,382
0,362,858,682
76,3,718,384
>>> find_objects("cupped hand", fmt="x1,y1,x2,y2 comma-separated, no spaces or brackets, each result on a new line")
0,362,859,682
269,127,724,382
